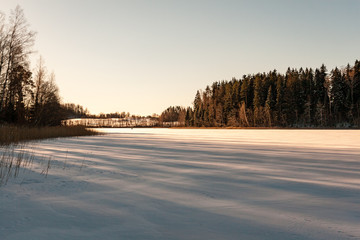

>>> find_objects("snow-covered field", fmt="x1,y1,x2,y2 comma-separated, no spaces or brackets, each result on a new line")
1,129,360,240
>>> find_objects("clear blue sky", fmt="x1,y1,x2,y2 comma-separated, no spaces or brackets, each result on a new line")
1,0,360,116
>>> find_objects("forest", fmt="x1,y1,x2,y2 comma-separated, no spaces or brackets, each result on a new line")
0,6,92,126
160,61,360,128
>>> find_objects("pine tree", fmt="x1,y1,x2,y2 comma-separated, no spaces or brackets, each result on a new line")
7,64,32,124
353,60,360,125
240,76,249,106
330,67,348,123
283,68,298,125
193,90,202,126
184,107,192,126
265,86,274,127
224,83,233,125
253,75,264,126
275,75,284,126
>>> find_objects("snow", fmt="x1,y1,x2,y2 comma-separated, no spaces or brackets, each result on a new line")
1,128,360,240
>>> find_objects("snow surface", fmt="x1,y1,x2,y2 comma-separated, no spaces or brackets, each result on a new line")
1,129,360,240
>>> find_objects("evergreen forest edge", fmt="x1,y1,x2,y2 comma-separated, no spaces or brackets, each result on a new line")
160,60,360,128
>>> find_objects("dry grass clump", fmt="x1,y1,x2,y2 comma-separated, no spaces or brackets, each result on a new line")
0,125,99,146
0,146,35,186
0,126,99,185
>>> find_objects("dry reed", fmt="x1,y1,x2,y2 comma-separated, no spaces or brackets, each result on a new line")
0,125,99,146
0,146,35,186
0,126,99,185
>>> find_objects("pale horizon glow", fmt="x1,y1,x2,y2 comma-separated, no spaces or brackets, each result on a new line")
1,0,360,116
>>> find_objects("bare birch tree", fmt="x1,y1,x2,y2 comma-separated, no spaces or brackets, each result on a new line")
0,11,7,102
31,56,46,122
0,5,35,112
31,57,62,125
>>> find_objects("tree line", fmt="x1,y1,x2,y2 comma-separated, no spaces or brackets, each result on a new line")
3,6,359,128
0,6,78,126
0,4,156,127
161,60,360,128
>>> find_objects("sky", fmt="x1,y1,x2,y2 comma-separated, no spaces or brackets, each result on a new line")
1,0,360,116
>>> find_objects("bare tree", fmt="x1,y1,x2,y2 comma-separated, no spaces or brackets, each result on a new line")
31,56,47,124
0,5,35,112
41,71,63,125
0,11,7,100
31,58,62,125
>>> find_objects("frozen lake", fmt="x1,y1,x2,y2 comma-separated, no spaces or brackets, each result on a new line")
1,129,360,240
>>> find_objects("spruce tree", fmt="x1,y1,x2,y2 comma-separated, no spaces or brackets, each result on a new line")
265,86,274,127
330,67,348,123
